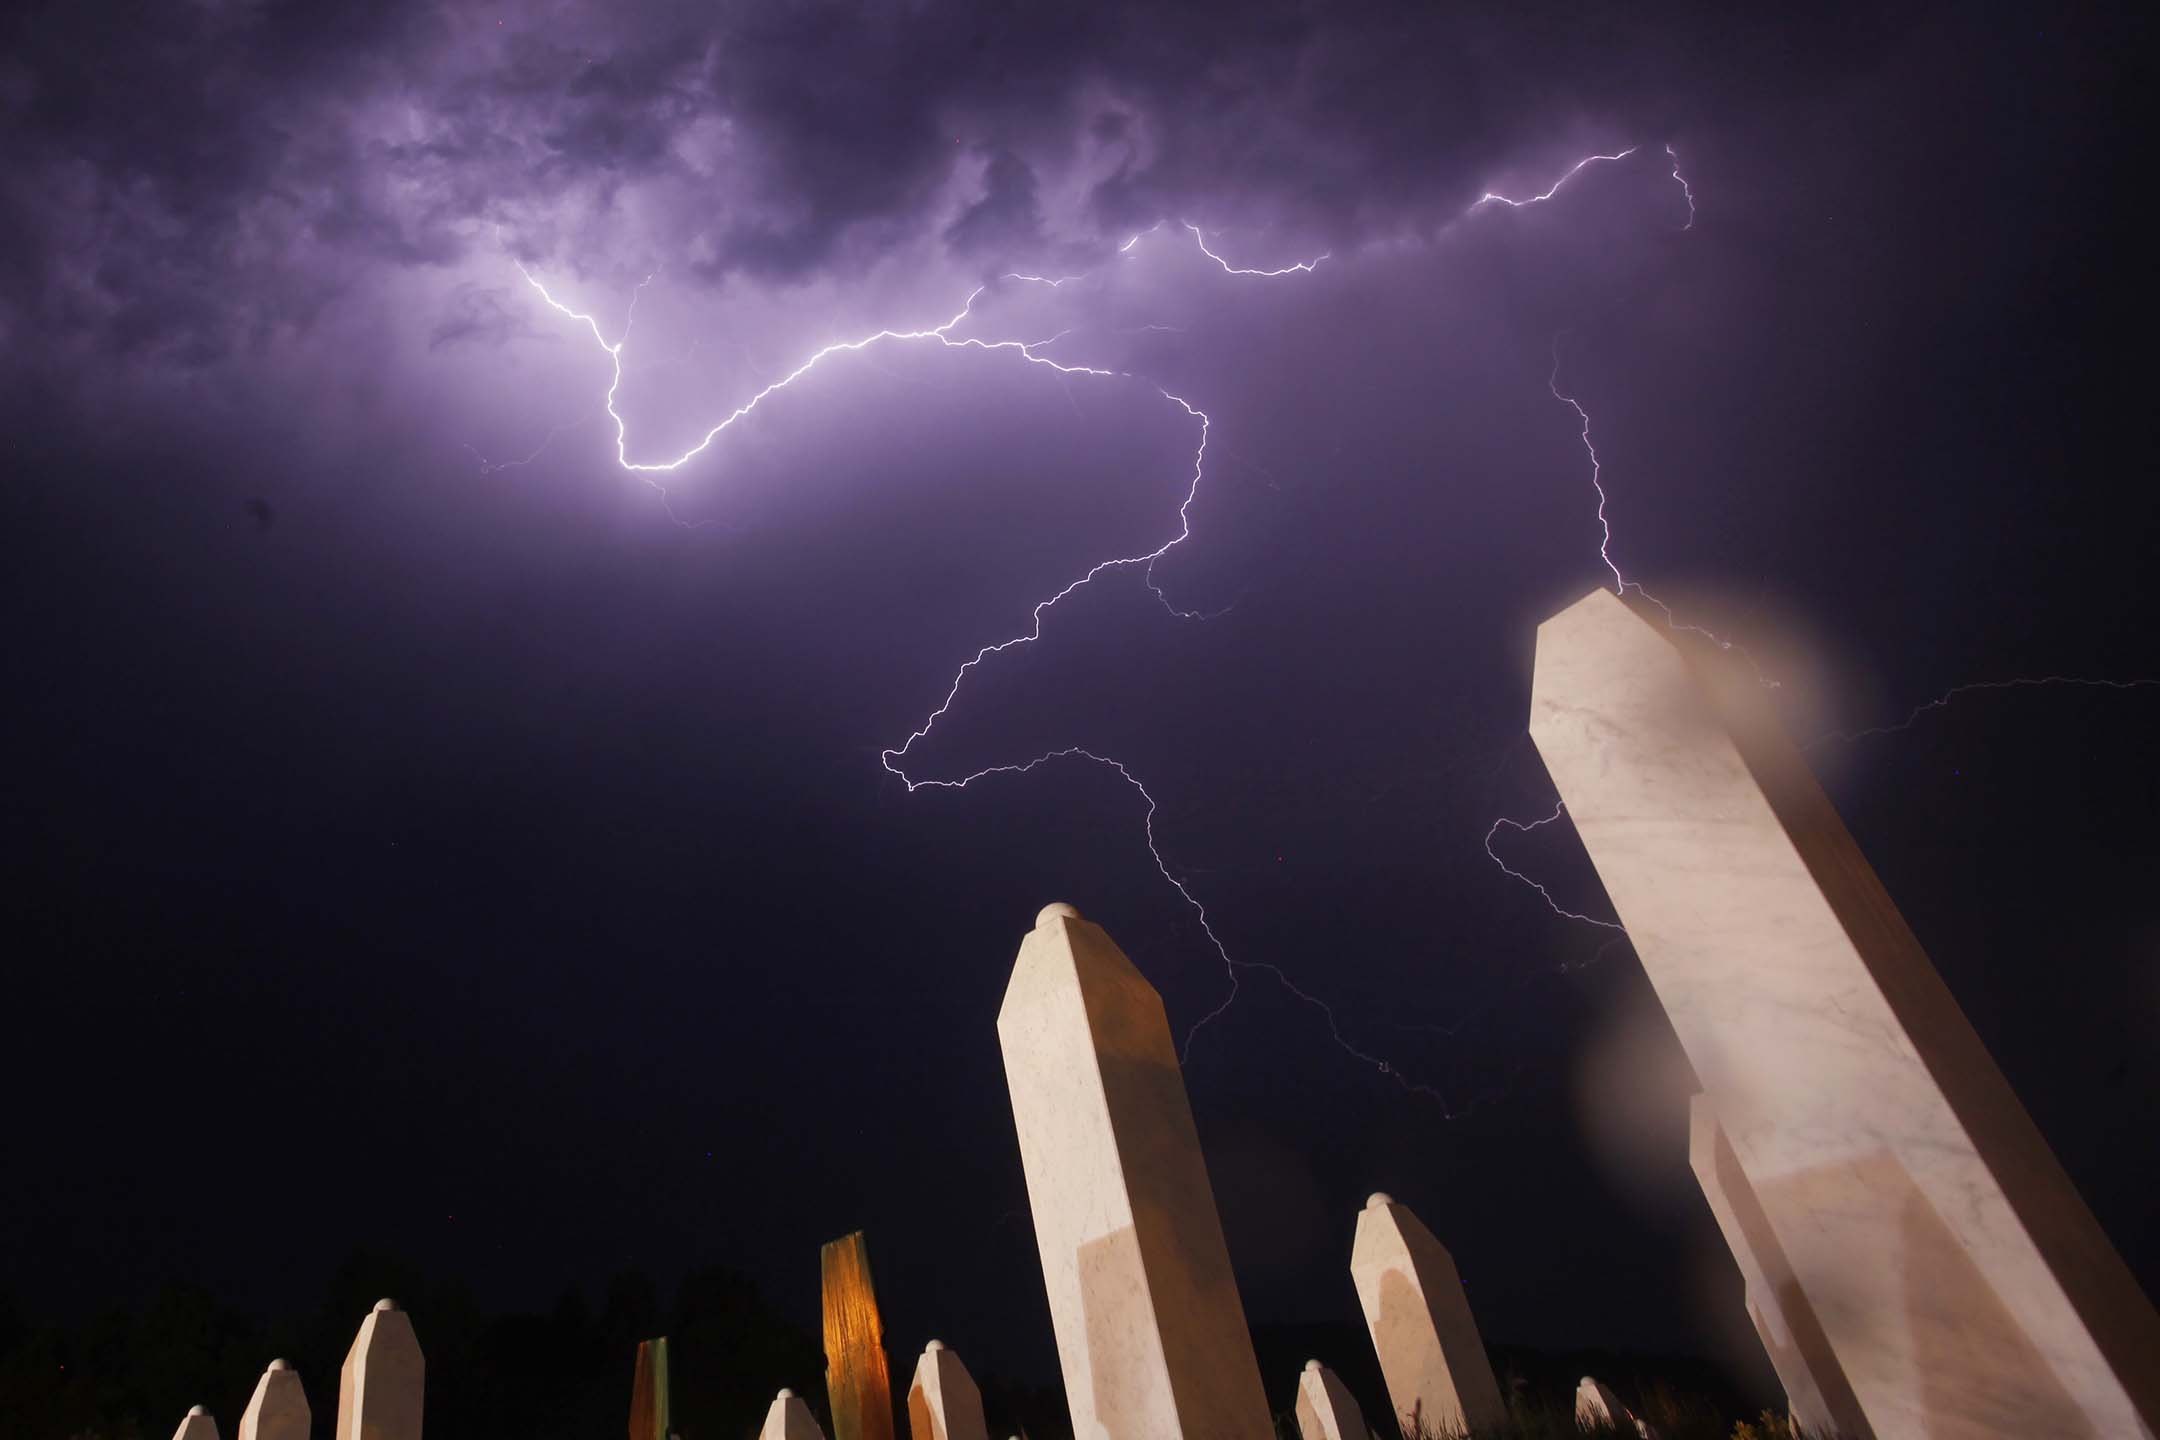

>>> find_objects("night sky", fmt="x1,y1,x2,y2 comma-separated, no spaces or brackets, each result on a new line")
4,0,2155,1429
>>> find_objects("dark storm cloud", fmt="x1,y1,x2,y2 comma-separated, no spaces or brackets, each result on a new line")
942,150,1044,258
0,0,451,364
0,0,1866,373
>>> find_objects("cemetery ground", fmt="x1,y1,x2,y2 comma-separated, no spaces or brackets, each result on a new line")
0,1257,1802,1440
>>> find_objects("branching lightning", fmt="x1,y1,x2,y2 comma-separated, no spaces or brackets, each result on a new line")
1548,348,1625,596
1547,341,1760,669
1666,144,1697,229
1808,676,2160,749
1475,148,1637,208
1483,150,1766,935
500,144,1714,1113
1184,222,1331,276
1499,167,2153,934
464,412,599,474
1482,802,1625,932
506,219,1470,1097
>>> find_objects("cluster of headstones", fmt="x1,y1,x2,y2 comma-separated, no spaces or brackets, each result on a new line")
910,586,2160,1440
168,590,2160,1440
162,1299,420,1440
753,1339,986,1440
740,902,1636,1440
763,1336,1652,1440
973,901,1642,1440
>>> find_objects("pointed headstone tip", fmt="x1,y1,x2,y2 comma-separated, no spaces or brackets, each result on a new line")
1035,902,1082,926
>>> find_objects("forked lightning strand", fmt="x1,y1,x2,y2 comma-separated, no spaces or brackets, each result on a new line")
1477,148,1636,208
1547,342,1762,665
1482,802,1624,932
1809,676,2160,748
508,146,1695,1111
1185,222,1330,276
1666,144,1697,229
511,219,1467,1101
1549,348,1624,595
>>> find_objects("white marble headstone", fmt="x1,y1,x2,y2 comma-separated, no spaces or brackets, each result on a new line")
905,1340,988,1440
759,1388,828,1440
172,1405,220,1440
1349,1192,1505,1434
1529,588,2160,1438
997,903,1273,1439
336,1299,424,1440
238,1359,310,1440
1292,1360,1370,1440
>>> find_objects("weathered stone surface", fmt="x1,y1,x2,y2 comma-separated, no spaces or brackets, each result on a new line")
1528,587,2160,1439
1574,1376,1623,1429
172,1404,220,1440
997,903,1272,1439
1574,1377,1653,1436
1292,1360,1369,1440
1581,1381,1658,1433
336,1299,424,1440
1688,1097,1869,1439
822,1231,895,1440
628,1337,670,1440
238,1360,310,1440
1350,1192,1505,1435
760,1389,829,1440
905,1340,989,1440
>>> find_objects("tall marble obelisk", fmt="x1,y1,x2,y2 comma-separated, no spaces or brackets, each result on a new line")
1529,587,2160,1438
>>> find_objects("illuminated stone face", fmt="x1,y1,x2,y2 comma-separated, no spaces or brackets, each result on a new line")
1529,587,2160,1439
760,1389,828,1440
1688,1098,1868,1438
1349,1193,1505,1435
1291,1360,1370,1440
905,1340,989,1440
627,1337,670,1440
1574,1377,1636,1433
996,903,1272,1440
238,1360,310,1440
336,1300,424,1440
822,1231,895,1440
172,1405,221,1440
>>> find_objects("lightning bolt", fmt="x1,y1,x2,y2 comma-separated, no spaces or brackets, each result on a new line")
1184,222,1331,276
898,745,1466,1111
1482,150,1761,933
1666,144,1697,230
1483,802,1624,931
1807,676,2160,748
1475,148,1637,208
1548,344,1625,597
1503,271,2154,934
1546,340,1761,669
1536,259,2152,779
1490,331,1794,934
501,145,1698,1112
508,222,1440,1093
464,412,599,474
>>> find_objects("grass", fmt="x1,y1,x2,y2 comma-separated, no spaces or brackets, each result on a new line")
1272,1390,1835,1440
